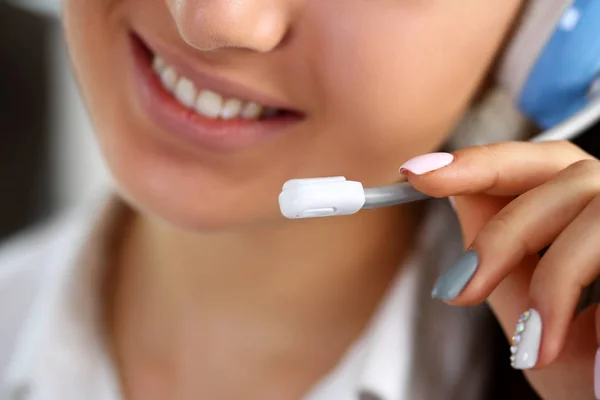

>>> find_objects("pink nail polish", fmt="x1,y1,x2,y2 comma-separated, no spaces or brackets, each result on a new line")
595,349,600,399
399,152,454,175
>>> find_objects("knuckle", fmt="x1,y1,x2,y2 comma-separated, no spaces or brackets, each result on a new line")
563,159,600,193
471,219,503,254
478,213,513,242
474,212,530,254
548,140,595,161
586,194,600,220
566,158,600,175
550,139,581,154
455,143,494,159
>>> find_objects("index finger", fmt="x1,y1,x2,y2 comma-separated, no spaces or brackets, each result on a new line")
399,141,593,198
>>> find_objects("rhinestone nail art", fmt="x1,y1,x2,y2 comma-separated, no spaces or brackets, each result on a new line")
510,310,531,368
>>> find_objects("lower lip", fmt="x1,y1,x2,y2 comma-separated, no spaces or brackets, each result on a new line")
129,34,302,152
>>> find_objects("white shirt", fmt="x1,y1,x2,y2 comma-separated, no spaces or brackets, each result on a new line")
0,192,491,400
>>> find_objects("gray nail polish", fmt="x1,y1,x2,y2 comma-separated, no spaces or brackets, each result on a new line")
431,250,479,300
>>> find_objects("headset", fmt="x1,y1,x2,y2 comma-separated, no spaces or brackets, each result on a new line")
279,0,600,219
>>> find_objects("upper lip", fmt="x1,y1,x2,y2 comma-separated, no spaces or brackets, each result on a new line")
135,32,300,113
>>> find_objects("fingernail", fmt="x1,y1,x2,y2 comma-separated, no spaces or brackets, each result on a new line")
399,152,454,175
431,250,478,300
510,309,542,370
448,196,457,211
595,349,600,399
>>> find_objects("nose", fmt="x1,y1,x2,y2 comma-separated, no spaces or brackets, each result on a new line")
166,0,292,53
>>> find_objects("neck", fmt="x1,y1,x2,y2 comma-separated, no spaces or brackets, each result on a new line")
108,204,424,399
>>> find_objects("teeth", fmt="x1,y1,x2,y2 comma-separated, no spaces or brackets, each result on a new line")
153,56,167,74
196,90,223,118
160,66,178,93
241,102,263,119
174,78,197,108
220,99,243,120
152,55,279,120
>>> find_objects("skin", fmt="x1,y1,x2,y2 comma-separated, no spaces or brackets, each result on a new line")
59,0,600,399
405,141,600,399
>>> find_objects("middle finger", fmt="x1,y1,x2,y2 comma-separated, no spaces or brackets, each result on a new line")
437,159,600,306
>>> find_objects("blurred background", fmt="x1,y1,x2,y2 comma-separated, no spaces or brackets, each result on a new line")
0,1,599,243
0,0,110,241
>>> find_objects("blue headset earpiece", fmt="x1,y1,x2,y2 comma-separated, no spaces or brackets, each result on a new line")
499,0,600,131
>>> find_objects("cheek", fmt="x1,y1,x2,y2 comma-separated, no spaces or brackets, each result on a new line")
63,0,127,129
61,1,302,231
306,1,520,176
57,0,522,230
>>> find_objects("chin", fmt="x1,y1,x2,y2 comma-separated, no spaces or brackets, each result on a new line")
101,143,283,233
117,183,282,233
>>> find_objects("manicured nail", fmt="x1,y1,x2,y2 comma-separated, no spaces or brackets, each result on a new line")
595,349,600,399
448,196,457,211
510,309,542,370
431,250,478,300
399,152,454,175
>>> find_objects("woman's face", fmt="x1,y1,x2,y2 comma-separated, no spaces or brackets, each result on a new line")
63,0,522,231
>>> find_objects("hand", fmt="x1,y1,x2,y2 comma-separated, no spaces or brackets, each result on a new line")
399,141,600,400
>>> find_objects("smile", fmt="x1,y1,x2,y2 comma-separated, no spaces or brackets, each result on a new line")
130,33,304,152
153,55,285,121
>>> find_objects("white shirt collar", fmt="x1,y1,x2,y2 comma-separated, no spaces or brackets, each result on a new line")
0,197,472,400
304,256,419,400
1,194,122,400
